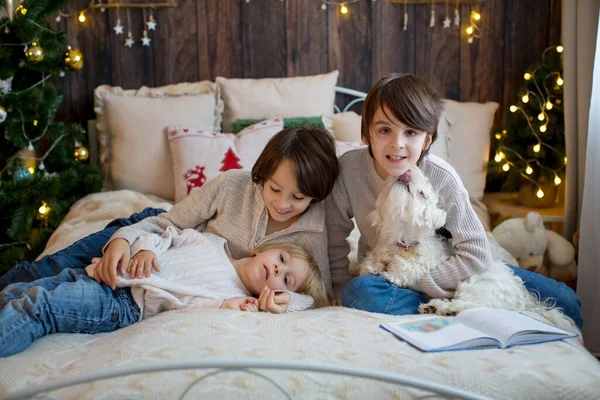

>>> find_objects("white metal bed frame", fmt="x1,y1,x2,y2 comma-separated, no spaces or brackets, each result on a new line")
6,86,491,400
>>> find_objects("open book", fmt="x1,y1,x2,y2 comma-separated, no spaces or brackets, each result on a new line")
381,307,578,352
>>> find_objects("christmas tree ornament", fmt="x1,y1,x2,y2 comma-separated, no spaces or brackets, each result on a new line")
0,105,6,124
25,42,44,63
429,0,435,28
443,0,451,28
13,167,32,181
73,144,89,162
403,0,408,31
146,13,157,31
0,76,13,95
125,32,134,48
64,46,84,71
454,0,460,26
6,0,14,21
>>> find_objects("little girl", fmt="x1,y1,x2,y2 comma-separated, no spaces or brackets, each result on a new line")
0,232,328,357
325,73,582,328
1,126,339,312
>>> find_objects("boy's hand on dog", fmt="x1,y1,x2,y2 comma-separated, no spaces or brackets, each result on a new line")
128,250,160,279
258,287,290,314
94,238,131,290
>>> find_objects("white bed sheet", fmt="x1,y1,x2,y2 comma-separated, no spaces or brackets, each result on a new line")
2,190,600,399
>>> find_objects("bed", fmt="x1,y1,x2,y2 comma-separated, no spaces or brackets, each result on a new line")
1,74,600,399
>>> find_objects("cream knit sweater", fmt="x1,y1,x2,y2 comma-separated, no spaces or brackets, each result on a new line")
106,170,332,300
88,229,314,319
325,148,492,299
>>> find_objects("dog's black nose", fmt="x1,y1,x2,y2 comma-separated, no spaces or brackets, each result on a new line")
435,227,452,240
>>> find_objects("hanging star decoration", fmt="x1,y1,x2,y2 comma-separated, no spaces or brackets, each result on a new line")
114,19,124,35
142,31,151,46
443,17,451,28
124,32,134,47
146,17,157,31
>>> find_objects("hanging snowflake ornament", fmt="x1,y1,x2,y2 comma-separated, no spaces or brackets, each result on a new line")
142,30,151,47
0,76,13,95
124,32,134,48
114,19,124,35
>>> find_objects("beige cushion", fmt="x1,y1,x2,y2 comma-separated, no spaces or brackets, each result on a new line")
322,111,362,142
94,82,223,201
168,118,284,203
216,71,339,132
431,99,499,201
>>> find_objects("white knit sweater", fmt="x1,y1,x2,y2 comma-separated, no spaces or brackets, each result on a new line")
325,148,492,299
87,229,314,320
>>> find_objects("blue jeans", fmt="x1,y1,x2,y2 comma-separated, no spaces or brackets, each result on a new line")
0,207,166,291
0,268,140,357
342,265,583,329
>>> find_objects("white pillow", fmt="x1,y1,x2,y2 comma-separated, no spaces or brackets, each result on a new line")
168,118,284,203
216,71,339,132
335,140,367,158
431,99,499,200
322,111,362,142
94,82,223,201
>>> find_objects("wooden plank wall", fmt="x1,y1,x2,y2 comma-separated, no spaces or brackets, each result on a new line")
56,0,561,127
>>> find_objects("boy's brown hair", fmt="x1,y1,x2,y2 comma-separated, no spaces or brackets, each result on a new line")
252,126,339,202
361,73,444,161
252,242,329,308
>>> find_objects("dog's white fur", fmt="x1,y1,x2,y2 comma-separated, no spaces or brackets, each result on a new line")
360,167,577,333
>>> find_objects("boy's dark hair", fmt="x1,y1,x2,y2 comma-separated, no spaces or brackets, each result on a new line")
361,73,444,159
252,127,339,202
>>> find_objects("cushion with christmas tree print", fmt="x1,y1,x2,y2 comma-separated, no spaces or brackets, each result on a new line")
168,117,284,202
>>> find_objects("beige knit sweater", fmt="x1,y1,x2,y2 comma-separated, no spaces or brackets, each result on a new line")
325,148,492,299
107,170,333,300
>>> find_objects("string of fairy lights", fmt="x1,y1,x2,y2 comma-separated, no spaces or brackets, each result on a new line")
493,45,566,200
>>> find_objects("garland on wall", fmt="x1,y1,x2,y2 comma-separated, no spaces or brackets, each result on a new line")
245,0,483,44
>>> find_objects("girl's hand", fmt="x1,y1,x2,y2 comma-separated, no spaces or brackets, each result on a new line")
330,296,342,306
93,238,130,290
258,287,290,314
128,250,160,279
221,296,259,311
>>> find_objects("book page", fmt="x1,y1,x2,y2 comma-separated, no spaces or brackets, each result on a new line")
456,308,572,347
382,316,499,351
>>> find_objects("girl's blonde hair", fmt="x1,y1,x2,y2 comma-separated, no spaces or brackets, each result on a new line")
252,242,329,308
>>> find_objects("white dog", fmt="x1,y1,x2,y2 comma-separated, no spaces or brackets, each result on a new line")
360,167,577,332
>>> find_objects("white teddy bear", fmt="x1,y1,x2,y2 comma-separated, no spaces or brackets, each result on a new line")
491,212,577,281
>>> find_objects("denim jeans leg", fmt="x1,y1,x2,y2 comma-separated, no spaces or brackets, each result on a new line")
509,265,583,329
0,269,140,357
342,275,428,315
0,207,166,290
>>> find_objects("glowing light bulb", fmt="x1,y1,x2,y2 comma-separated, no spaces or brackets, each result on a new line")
554,175,562,185
533,143,541,153
502,163,510,171
466,26,474,35
538,113,545,121
510,105,518,113
557,77,564,86
28,167,35,174
33,119,38,126
546,101,553,110
536,189,545,198
472,11,481,21
495,133,502,140
522,94,529,103
38,202,49,216
526,165,533,175
524,73,532,80
502,129,507,134
540,125,547,133
340,4,348,14
564,156,568,164
78,11,86,22
556,45,564,53
494,152,502,162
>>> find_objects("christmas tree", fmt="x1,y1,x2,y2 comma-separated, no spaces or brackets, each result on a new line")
488,46,566,199
219,147,243,172
0,0,101,273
